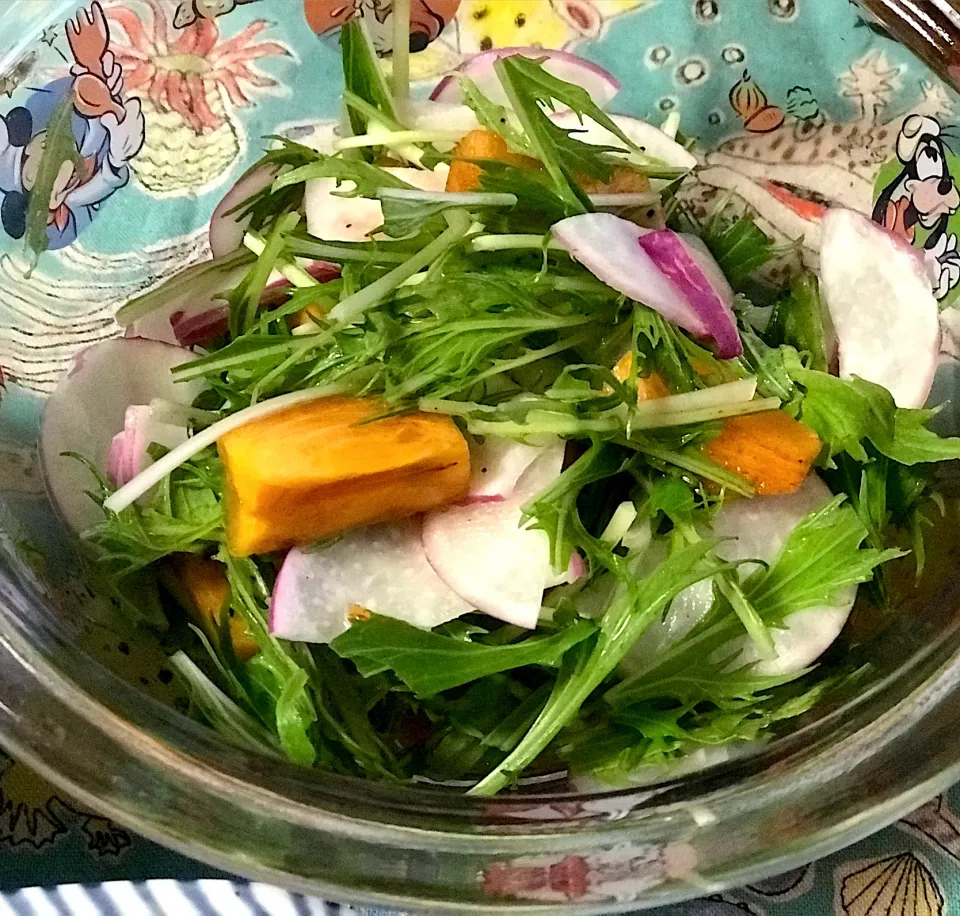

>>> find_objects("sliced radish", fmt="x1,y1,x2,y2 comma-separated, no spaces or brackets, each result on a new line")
546,551,587,588
422,442,565,629
431,47,620,109
820,208,939,409
269,518,472,644
259,260,341,309
409,100,481,148
167,308,230,348
41,339,204,533
551,111,698,171
130,259,339,347
305,166,449,242
552,213,709,337
625,476,855,677
210,164,279,259
637,229,742,358
107,404,190,488
468,435,552,501
121,253,252,346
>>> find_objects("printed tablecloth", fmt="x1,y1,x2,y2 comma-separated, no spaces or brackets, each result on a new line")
1,0,960,913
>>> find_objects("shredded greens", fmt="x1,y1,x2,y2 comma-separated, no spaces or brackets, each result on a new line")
68,38,960,797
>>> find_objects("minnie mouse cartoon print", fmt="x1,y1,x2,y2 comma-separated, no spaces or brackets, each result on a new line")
0,2,145,251
873,114,960,300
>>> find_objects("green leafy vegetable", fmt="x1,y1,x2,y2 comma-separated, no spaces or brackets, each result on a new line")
493,55,640,215
459,76,531,154
470,538,731,795
83,448,225,578
770,272,828,372
331,615,596,697
340,19,397,139
24,93,82,271
743,496,904,620
608,498,900,709
696,208,776,291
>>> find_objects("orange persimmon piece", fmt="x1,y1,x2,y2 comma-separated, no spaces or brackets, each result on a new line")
219,397,470,556
579,167,651,195
446,129,535,192
169,554,259,661
612,352,670,402
703,411,822,496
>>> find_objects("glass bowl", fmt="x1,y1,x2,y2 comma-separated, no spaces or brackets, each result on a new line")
2,0,960,910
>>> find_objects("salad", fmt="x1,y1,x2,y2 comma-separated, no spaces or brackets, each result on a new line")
35,20,960,796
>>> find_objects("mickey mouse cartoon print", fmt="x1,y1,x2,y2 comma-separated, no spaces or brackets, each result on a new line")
0,2,145,251
873,114,960,300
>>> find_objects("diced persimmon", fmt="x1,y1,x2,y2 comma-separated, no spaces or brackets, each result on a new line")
219,397,470,555
579,167,664,228
579,167,651,195
291,301,327,330
446,129,535,193
702,411,822,496
611,352,670,402
169,554,259,661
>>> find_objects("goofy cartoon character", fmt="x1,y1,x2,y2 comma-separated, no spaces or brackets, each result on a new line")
0,2,145,251
873,114,960,300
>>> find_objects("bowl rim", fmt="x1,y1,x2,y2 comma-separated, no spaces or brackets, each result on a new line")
3,542,960,911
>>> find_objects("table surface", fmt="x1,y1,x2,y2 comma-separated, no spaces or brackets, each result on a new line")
0,749,954,915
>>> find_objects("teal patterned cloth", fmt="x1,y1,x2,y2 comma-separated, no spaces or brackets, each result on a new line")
0,0,959,913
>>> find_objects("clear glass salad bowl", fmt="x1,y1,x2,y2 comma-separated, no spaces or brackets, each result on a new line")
2,0,960,911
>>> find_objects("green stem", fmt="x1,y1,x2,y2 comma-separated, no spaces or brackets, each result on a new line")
329,209,472,323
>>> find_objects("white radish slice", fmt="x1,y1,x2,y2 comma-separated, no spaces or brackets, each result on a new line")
305,166,449,242
820,208,939,408
128,259,339,347
468,435,551,501
431,47,620,109
423,442,565,629
209,164,278,259
551,111,698,171
122,255,251,346
107,405,190,488
409,101,481,149
552,213,708,337
637,229,742,358
269,518,472,644
41,339,204,533
624,476,855,677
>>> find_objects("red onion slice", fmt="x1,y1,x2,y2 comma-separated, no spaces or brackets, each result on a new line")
638,230,742,359
431,47,620,108
552,213,709,338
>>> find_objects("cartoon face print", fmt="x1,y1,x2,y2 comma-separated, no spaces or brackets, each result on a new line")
873,114,960,299
0,1,145,251
907,136,960,227
304,0,461,53
172,0,263,30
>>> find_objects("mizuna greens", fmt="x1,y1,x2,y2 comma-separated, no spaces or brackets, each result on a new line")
45,23,960,795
